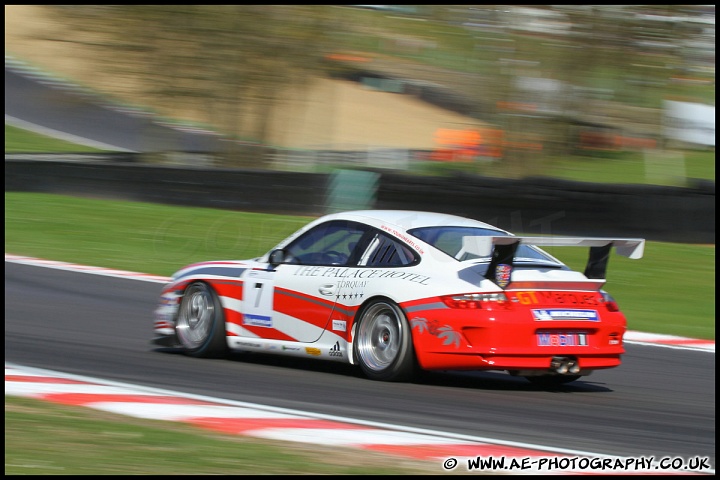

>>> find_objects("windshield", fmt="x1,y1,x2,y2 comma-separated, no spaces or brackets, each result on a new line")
408,226,563,265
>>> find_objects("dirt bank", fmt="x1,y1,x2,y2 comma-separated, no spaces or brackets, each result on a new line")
5,5,486,150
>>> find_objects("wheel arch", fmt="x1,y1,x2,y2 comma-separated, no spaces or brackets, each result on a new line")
350,295,417,381
179,278,233,322
349,294,412,360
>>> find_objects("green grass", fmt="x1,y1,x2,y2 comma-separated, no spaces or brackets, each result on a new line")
4,395,433,475
4,192,311,276
4,192,715,340
545,149,715,185
416,149,715,185
4,124,110,153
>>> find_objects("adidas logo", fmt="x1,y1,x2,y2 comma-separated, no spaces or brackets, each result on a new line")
329,341,343,357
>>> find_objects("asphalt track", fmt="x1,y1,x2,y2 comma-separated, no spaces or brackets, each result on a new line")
4,260,715,470
5,59,224,153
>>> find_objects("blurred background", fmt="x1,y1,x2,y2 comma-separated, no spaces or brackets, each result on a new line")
5,4,715,185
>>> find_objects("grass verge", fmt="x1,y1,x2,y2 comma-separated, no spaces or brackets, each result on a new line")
5,395,436,475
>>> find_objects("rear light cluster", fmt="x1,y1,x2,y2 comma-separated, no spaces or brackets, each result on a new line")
441,293,509,309
601,291,621,312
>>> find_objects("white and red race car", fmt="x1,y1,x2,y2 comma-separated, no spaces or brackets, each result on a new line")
153,210,644,386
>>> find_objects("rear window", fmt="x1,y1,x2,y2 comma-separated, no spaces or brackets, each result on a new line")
408,226,562,265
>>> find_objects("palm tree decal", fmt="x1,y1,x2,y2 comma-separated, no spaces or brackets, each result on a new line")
410,317,428,333
410,317,461,348
437,325,461,348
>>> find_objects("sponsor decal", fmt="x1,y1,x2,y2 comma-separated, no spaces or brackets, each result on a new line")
305,347,321,356
293,266,430,285
243,314,272,327
410,317,461,348
332,320,347,332
329,341,343,357
514,291,600,306
495,264,512,288
379,224,424,254
537,332,589,347
281,345,301,351
238,341,262,348
532,309,600,321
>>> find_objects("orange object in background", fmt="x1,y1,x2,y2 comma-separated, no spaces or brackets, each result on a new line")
433,127,504,161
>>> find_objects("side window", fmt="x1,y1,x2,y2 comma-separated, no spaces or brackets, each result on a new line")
360,233,417,267
285,220,366,265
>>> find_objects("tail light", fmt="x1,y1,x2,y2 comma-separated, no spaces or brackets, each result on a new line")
441,293,509,309
601,291,620,312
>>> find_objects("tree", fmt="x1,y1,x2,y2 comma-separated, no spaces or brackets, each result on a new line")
46,5,337,166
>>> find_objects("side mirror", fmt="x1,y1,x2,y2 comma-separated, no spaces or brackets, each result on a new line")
268,248,288,267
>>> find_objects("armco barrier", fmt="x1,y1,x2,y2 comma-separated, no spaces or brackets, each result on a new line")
4,159,330,216
4,158,715,244
375,173,715,243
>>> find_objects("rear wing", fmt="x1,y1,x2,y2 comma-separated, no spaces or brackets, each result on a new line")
463,236,645,286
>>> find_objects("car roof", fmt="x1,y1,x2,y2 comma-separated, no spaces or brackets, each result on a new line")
321,210,505,233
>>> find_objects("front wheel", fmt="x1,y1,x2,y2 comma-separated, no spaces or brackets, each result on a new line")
353,299,415,382
175,282,227,358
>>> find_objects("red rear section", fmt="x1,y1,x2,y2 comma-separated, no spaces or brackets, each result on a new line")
405,288,626,373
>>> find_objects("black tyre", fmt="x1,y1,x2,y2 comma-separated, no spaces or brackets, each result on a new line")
353,299,415,382
525,375,581,387
175,282,227,358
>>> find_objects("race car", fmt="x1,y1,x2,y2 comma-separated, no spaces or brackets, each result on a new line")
153,210,644,386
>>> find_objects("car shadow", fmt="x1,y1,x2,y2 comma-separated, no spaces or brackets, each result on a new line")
153,347,613,392
226,350,362,377
412,370,614,393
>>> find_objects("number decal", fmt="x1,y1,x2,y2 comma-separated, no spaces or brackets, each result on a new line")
243,270,275,328
254,282,263,308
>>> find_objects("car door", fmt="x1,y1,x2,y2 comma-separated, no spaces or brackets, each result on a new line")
240,220,369,342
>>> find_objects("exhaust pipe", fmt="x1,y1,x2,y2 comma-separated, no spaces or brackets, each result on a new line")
550,356,579,375
568,359,581,374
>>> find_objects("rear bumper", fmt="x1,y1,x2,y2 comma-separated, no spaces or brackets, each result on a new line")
415,350,621,372
406,297,627,373
492,353,621,370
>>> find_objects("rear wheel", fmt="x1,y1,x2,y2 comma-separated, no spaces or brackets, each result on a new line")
176,282,227,358
353,299,415,382
525,375,581,387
